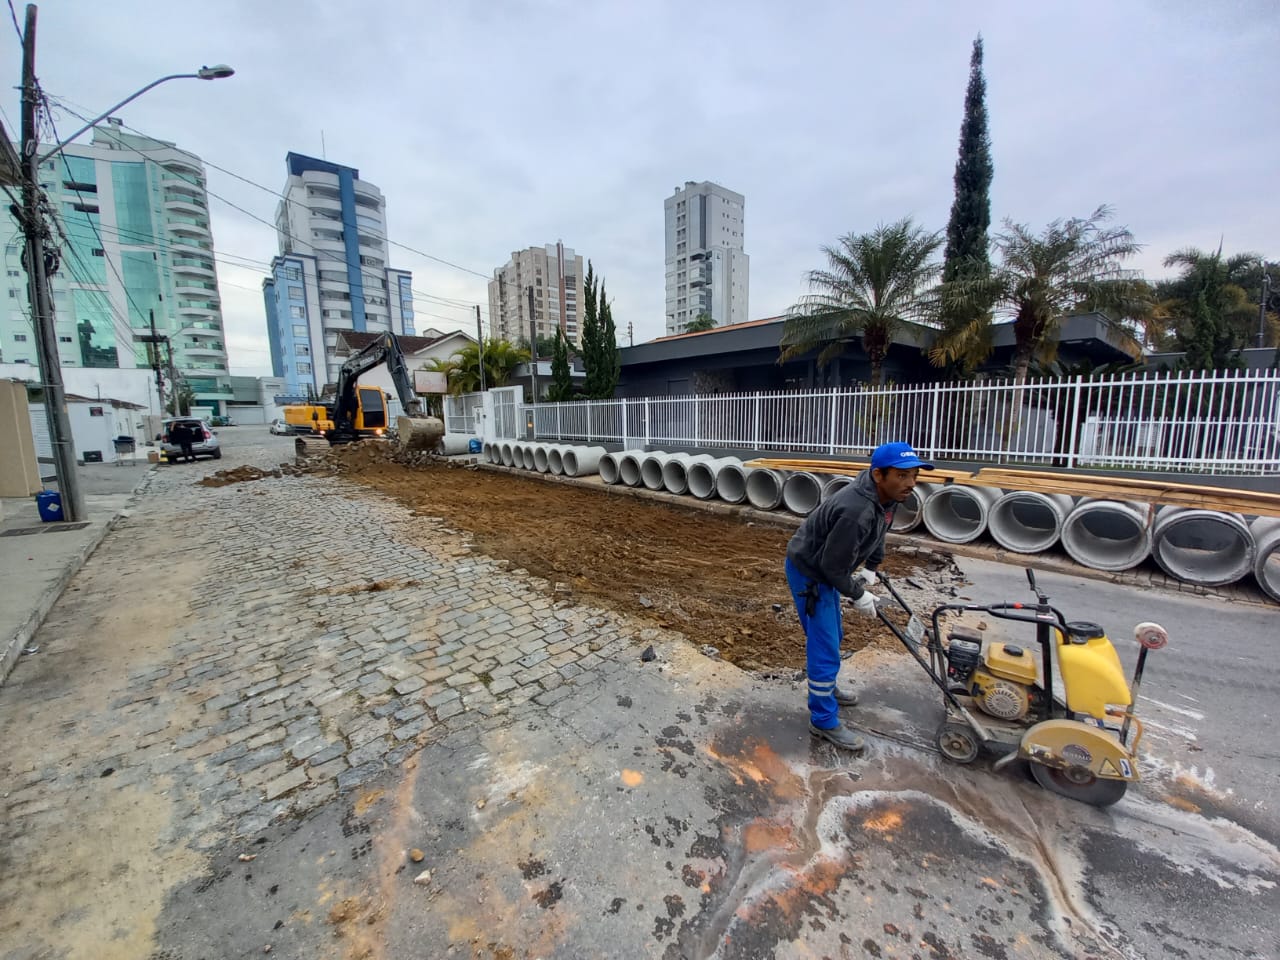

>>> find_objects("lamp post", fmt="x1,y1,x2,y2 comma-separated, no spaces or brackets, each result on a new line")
1258,269,1272,350
38,64,234,163
17,3,232,521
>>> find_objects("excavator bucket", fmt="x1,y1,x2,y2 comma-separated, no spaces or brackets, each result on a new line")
396,416,446,453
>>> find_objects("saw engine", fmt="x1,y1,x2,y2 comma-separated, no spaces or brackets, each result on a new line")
944,625,1042,721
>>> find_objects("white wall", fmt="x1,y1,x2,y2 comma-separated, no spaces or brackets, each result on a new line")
0,364,161,417
30,400,144,463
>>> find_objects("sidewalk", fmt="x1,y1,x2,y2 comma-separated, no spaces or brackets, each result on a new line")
0,459,152,683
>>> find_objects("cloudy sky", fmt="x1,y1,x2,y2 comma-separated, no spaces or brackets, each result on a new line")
14,0,1280,376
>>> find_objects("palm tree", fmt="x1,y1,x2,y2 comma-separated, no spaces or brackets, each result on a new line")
940,206,1147,383
449,339,529,393
685,312,717,333
780,218,942,386
1159,247,1261,365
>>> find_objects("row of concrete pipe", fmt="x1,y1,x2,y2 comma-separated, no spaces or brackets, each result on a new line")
480,441,1280,603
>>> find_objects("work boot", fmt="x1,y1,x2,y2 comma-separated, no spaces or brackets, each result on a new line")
834,684,859,707
809,721,867,752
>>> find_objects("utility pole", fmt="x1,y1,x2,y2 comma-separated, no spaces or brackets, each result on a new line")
627,321,634,347
19,4,84,521
475,304,486,393
526,285,538,401
1258,271,1271,349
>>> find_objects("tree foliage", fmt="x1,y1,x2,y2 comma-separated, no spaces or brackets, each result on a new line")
939,206,1147,382
935,35,994,370
685,312,717,333
1154,248,1273,368
580,261,620,399
430,339,529,394
546,329,574,402
781,218,942,386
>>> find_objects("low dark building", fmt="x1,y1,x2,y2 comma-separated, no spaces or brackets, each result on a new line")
616,312,1140,397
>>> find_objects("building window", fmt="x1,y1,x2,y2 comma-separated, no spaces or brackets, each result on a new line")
285,266,301,281
292,324,307,338
58,335,73,343
289,305,305,319
297,362,312,376
14,334,27,341
5,269,17,277
288,286,304,301
295,344,310,357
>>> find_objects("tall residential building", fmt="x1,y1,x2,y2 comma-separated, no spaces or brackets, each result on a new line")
262,153,414,396
486,243,585,349
2,121,233,412
663,180,749,336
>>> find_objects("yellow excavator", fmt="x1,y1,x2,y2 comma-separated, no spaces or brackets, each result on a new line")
294,331,444,459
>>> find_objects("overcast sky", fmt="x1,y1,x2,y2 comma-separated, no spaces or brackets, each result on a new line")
13,0,1280,376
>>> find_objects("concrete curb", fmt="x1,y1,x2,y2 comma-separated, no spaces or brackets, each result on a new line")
473,461,1274,609
0,466,156,686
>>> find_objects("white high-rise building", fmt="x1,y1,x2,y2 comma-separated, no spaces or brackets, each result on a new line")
663,181,748,335
487,243,585,349
262,153,413,395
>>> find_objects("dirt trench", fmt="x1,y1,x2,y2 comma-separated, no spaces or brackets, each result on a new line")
300,449,948,670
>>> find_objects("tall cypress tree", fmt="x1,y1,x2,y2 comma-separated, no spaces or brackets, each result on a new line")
548,328,573,400
579,261,600,399
937,35,994,367
596,283,620,398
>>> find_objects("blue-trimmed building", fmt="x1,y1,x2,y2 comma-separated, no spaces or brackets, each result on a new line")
264,153,414,394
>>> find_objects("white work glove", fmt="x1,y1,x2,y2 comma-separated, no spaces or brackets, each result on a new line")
857,568,878,588
850,591,881,617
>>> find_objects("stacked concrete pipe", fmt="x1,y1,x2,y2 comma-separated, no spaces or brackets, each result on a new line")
618,451,646,487
745,468,787,511
716,462,750,504
891,482,935,533
687,457,742,500
500,442,516,466
781,472,827,516
482,441,495,463
601,449,643,485
821,475,855,502
1151,507,1255,587
988,491,1076,554
522,444,539,470
1060,499,1152,572
1249,517,1280,603
533,443,552,473
546,444,567,475
640,452,676,490
563,445,606,478
663,453,714,495
922,485,1001,544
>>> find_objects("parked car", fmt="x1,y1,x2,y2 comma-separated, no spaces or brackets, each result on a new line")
160,417,221,461
269,418,293,436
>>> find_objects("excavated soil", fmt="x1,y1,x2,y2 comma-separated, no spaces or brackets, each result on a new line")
302,446,955,670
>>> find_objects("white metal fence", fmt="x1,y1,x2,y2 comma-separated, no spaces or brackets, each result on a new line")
523,369,1280,475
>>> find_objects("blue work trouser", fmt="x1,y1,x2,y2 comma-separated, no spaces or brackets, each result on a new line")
785,557,844,729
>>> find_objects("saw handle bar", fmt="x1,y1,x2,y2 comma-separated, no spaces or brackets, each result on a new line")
874,574,1069,643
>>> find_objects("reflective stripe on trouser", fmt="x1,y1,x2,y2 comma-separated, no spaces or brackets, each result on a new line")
785,557,844,730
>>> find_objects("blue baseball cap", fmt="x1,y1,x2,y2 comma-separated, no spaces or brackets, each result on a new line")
870,442,935,471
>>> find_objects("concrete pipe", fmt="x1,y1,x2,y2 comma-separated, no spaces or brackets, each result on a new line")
1249,517,1280,603
821,475,856,502
518,444,535,470
891,482,935,533
1151,507,1255,587
640,452,676,490
988,491,1076,554
482,441,494,463
782,472,827,516
715,462,749,504
1061,499,1152,572
663,454,714,496
598,450,630,485
619,451,646,487
547,444,567,475
533,444,552,473
563,445,607,478
436,434,475,456
687,457,742,500
922,485,1001,544
500,442,515,467
745,468,787,511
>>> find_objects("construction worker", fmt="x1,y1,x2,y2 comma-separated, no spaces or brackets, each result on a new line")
785,441,935,750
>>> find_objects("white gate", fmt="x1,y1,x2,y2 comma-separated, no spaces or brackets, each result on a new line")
491,386,523,439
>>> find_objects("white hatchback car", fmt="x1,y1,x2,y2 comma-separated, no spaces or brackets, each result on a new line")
160,417,221,461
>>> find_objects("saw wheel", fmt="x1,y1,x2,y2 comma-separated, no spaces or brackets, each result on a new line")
936,722,980,764
1030,761,1128,807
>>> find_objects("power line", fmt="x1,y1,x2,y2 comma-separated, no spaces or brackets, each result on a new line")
5,0,21,45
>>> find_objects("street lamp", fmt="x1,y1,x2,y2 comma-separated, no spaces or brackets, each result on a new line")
38,65,234,164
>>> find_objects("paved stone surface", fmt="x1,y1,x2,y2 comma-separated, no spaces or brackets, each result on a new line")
1,430,1277,960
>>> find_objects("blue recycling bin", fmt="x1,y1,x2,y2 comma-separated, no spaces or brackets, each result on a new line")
468,438,482,454
35,490,63,523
